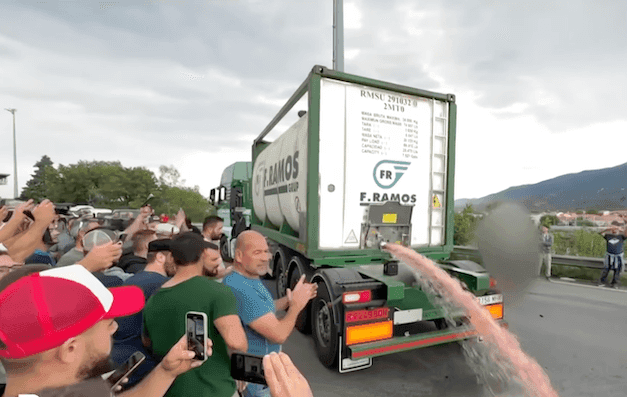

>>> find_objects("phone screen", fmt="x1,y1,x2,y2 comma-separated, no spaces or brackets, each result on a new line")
107,352,145,389
187,314,206,360
231,353,267,385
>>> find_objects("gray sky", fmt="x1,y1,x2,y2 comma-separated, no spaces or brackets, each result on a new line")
1,0,626,202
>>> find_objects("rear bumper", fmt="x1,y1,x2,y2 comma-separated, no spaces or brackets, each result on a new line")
349,320,508,359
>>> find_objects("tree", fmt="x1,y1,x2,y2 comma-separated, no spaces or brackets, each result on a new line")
454,204,479,246
44,160,158,207
20,155,54,201
151,185,215,223
159,165,185,188
540,215,559,228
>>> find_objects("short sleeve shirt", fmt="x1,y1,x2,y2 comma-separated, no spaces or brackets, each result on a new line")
222,272,281,356
143,276,238,397
112,270,169,388
604,234,626,255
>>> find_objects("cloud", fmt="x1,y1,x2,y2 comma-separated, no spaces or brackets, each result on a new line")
1,0,626,202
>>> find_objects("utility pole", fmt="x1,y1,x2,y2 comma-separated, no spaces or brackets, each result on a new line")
333,0,344,72
4,108,18,198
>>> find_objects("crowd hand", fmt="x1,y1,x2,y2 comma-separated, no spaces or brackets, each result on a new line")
160,335,213,377
236,380,248,394
0,206,7,223
7,199,34,223
288,275,318,310
263,352,313,397
174,208,187,229
139,205,153,220
32,199,56,225
79,241,123,272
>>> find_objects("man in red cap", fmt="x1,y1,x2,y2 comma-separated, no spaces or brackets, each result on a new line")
0,264,211,397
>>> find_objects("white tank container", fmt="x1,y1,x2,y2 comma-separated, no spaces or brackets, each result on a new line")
252,115,308,231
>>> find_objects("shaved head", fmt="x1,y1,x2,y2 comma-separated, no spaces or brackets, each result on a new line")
234,230,271,279
235,230,264,253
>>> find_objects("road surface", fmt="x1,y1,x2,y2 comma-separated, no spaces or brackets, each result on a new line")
278,278,627,397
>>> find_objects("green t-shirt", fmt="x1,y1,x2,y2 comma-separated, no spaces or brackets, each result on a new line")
143,276,237,397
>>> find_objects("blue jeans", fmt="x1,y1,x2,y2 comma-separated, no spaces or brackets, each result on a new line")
600,253,624,285
242,383,272,397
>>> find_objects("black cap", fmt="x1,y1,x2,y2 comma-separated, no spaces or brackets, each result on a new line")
170,232,218,266
148,239,173,252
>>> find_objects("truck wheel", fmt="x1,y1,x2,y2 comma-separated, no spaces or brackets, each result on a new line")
275,252,289,298
220,234,233,263
312,280,339,369
289,263,312,334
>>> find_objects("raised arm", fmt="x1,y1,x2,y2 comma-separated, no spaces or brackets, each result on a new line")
249,276,316,345
6,200,56,262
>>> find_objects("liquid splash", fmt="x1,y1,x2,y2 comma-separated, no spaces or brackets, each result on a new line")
384,243,559,397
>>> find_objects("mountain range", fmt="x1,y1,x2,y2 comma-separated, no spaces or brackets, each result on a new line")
455,162,627,212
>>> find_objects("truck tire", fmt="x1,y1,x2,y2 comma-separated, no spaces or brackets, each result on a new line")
275,250,289,298
312,280,339,369
220,234,233,263
288,262,312,334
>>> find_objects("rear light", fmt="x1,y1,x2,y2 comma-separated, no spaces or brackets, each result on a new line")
489,277,497,288
485,303,503,320
345,307,390,323
343,290,372,304
346,320,393,345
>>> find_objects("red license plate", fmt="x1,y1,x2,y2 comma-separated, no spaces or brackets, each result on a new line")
345,307,390,323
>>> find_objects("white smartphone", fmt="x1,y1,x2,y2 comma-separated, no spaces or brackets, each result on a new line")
186,311,208,362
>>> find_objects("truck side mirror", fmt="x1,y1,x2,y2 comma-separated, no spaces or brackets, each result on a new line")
209,189,216,205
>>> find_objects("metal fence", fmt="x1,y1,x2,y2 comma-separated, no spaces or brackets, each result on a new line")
452,246,604,270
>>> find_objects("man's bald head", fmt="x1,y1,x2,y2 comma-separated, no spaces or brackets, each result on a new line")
235,230,264,253
233,230,271,279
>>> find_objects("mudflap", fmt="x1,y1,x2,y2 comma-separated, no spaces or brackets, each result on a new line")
338,337,372,373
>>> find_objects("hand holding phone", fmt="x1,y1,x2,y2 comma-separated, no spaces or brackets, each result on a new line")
106,351,146,391
231,353,267,386
186,311,208,362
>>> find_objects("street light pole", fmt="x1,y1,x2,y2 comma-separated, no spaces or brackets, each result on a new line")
333,0,344,72
5,108,18,198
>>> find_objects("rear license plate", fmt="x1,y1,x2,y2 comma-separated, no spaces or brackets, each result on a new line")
477,294,503,305
393,308,423,325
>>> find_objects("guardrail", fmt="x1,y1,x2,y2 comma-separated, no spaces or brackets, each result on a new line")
452,246,605,270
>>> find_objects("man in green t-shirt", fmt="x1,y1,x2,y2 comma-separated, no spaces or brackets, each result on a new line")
143,232,248,397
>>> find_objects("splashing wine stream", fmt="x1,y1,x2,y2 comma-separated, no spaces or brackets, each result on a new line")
383,243,559,397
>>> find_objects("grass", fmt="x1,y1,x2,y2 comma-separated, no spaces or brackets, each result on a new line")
548,263,627,287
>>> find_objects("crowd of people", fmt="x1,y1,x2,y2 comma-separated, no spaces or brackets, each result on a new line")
0,199,315,397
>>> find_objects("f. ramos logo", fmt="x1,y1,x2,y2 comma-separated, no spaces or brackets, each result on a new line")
373,160,411,189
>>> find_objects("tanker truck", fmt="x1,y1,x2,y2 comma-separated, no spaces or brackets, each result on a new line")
210,65,506,373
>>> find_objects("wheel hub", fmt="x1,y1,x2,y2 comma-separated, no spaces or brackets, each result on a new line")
316,300,331,347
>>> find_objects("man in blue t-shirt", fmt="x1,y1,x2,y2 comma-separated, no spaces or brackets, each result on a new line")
112,239,176,389
598,226,627,288
223,231,317,397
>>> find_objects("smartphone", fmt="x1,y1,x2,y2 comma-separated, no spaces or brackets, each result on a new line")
2,210,12,223
186,311,208,362
230,353,267,385
23,210,35,221
106,351,145,391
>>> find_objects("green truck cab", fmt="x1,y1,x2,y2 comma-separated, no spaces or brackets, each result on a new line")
211,66,505,372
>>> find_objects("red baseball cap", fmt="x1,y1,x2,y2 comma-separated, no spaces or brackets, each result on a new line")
0,264,144,359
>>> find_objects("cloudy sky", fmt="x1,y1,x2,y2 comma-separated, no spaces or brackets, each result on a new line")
1,0,626,202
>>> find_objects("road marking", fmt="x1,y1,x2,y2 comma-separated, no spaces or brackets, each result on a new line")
547,278,627,293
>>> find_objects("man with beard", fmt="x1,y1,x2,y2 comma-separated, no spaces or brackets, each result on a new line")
223,231,317,397
142,232,247,397
202,216,224,245
0,264,212,397
112,239,177,389
202,216,232,281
